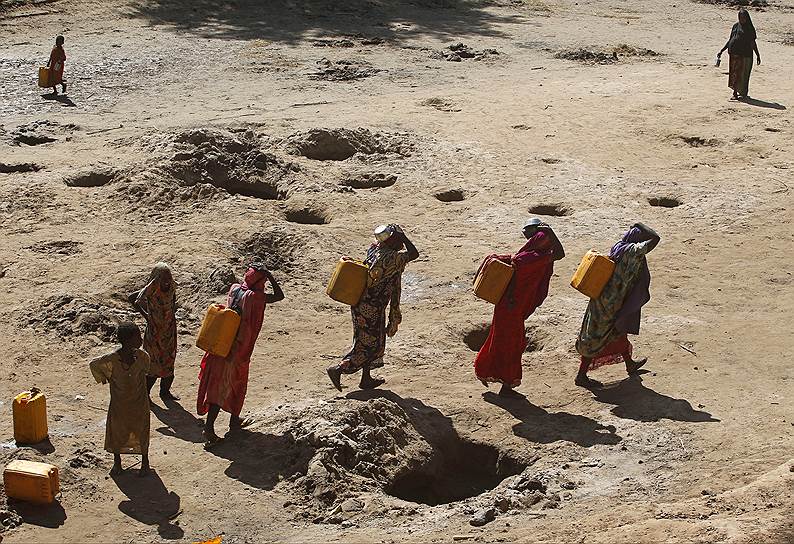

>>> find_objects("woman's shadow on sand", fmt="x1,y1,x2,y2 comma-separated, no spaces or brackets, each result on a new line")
589,374,719,423
482,392,623,447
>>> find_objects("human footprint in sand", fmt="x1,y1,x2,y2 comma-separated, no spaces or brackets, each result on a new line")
328,224,419,392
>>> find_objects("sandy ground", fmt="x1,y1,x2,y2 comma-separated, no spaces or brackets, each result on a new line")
1,0,793,542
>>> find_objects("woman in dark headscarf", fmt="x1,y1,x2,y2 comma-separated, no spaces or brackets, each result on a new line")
717,9,761,100
327,224,419,392
575,223,660,388
474,219,565,398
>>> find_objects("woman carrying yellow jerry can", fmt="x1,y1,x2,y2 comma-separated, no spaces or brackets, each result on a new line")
327,224,419,391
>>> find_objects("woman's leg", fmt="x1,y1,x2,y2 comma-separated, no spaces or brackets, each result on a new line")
624,352,647,374
359,359,385,389
204,404,222,442
146,375,157,395
575,358,602,388
111,453,122,475
139,454,150,477
159,375,179,401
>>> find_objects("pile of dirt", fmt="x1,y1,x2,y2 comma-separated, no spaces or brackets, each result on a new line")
309,58,383,81
238,226,309,272
420,97,462,112
26,295,139,343
9,120,79,146
432,43,500,62
117,129,300,207
255,397,539,522
311,35,387,48
25,240,82,256
557,45,659,64
284,128,412,161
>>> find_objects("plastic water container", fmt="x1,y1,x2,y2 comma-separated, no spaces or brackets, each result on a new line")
474,257,514,304
326,259,369,305
38,67,51,87
3,460,60,504
13,389,48,445
196,304,241,357
570,250,616,299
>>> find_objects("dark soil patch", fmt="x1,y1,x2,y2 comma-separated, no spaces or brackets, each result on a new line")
0,162,41,173
340,172,397,189
64,166,118,187
434,189,466,202
432,42,499,62
285,205,331,225
463,323,547,352
679,136,721,147
648,196,683,208
695,0,767,6
11,120,78,146
27,295,138,343
420,97,461,112
528,203,571,216
238,227,308,272
285,128,412,161
557,44,659,64
310,58,383,81
25,240,82,256
387,438,524,506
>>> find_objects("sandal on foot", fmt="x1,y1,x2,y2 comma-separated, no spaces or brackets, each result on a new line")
327,366,343,392
626,358,648,375
230,417,254,430
575,376,603,389
203,431,222,450
359,378,385,390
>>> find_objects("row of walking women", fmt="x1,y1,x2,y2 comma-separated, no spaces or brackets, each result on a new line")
122,220,658,446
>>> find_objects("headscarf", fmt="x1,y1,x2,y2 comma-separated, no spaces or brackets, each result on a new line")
738,9,757,41
138,262,175,300
513,230,554,266
610,228,652,335
609,227,644,262
241,265,267,292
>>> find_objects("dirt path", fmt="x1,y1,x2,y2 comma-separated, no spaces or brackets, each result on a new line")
1,0,793,542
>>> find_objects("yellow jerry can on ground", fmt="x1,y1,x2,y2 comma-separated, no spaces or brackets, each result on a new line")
570,250,616,299
474,257,515,304
13,388,48,445
196,304,241,358
3,460,60,504
38,66,51,88
326,259,369,306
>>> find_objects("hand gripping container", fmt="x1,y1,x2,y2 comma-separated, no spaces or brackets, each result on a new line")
196,304,241,357
326,259,369,306
13,388,48,445
570,250,616,299
473,257,514,304
3,460,60,504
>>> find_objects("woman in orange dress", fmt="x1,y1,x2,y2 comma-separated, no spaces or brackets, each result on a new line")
47,35,67,95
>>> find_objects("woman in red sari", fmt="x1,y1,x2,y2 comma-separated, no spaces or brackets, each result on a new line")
197,264,284,447
474,219,564,398
47,35,67,95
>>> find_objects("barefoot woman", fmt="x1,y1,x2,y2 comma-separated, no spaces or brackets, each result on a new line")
328,224,419,391
575,223,660,388
474,219,564,397
197,264,284,446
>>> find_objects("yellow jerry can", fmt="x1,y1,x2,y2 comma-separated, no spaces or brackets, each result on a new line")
570,250,616,299
3,460,60,504
13,388,48,445
38,66,51,88
326,259,369,306
474,257,515,304
196,304,241,358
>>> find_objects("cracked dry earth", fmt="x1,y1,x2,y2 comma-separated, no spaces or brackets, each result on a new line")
1,0,793,542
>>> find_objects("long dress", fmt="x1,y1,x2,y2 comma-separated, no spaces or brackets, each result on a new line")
48,46,66,86
576,228,654,371
340,244,410,374
90,349,151,455
135,268,177,379
474,232,554,387
196,269,267,417
726,21,756,97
